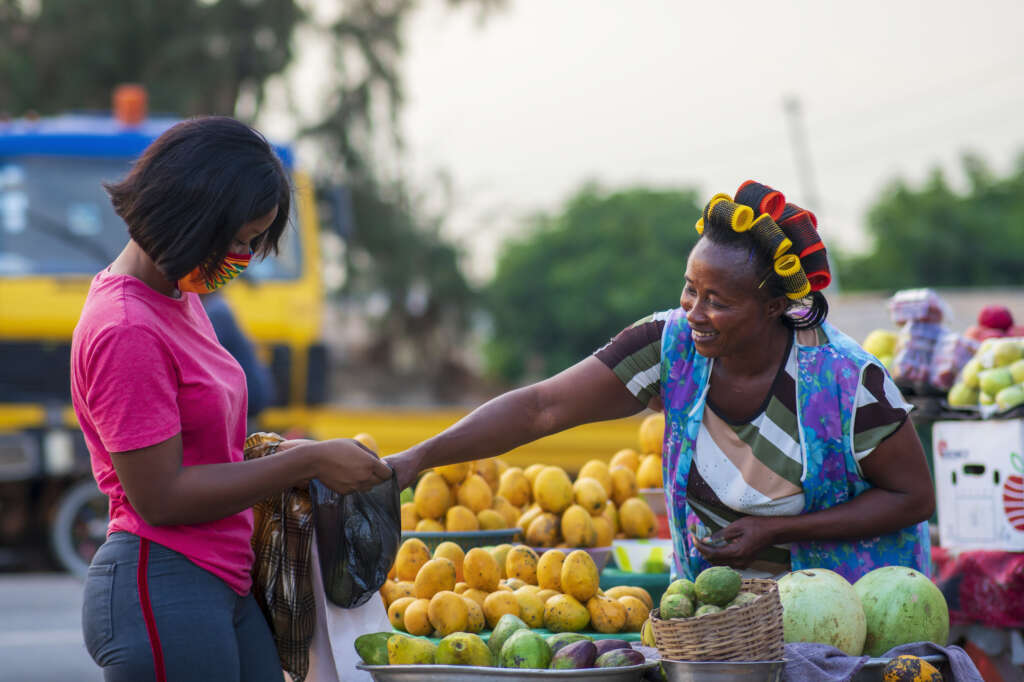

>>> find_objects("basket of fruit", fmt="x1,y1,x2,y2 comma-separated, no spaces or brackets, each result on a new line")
649,568,783,662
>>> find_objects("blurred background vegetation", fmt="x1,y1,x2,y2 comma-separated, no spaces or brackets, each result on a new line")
2,0,1022,386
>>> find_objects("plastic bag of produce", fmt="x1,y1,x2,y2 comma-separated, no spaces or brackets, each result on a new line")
929,332,979,391
310,464,401,608
888,288,951,325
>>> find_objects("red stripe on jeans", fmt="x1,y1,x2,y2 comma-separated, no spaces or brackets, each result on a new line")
137,538,167,682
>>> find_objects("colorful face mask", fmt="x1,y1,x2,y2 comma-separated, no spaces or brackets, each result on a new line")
177,251,252,294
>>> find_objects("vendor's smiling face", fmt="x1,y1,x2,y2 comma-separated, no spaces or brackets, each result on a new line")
680,238,785,358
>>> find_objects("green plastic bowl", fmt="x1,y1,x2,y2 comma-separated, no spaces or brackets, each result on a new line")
400,528,523,552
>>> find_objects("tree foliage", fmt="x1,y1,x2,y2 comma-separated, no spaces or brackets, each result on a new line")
837,153,1024,290
484,183,702,382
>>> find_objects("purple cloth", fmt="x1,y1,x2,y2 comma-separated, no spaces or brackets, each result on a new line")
784,643,867,682
783,641,983,682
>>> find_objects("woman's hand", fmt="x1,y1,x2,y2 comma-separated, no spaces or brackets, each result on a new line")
385,450,424,491
694,516,779,569
307,439,393,495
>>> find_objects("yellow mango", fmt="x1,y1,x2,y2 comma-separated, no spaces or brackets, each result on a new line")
619,497,656,538
515,589,546,628
560,504,598,548
435,462,471,485
461,588,489,610
380,579,415,607
498,467,532,507
395,538,431,582
482,590,520,629
505,545,540,585
352,432,379,454
462,547,500,592
517,504,544,532
560,550,599,602
536,549,566,591
402,598,434,637
456,474,493,513
636,454,663,489
400,502,419,531
472,459,500,493
638,413,665,455
577,460,612,497
489,544,513,579
543,594,590,633
525,512,561,547
413,557,457,599
415,518,444,532
387,596,417,631
573,477,608,514
604,585,653,610
587,594,628,633
610,466,639,507
477,508,507,530
533,466,574,514
463,596,486,633
445,504,480,532
433,541,465,582
618,595,651,632
592,515,614,547
491,495,521,528
609,448,640,472
413,471,452,519
523,463,546,486
601,500,619,533
427,590,469,637
537,588,560,604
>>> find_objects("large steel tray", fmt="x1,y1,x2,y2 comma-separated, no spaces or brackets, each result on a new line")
356,661,657,682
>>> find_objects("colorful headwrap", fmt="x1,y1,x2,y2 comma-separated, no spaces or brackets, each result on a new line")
695,180,831,300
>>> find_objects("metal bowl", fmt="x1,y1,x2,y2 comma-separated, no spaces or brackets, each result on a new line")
660,659,785,682
851,654,950,682
356,661,656,682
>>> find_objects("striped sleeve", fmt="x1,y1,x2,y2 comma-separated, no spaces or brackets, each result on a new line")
852,364,913,460
593,311,670,405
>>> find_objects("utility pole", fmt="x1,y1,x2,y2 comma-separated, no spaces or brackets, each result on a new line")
783,96,840,293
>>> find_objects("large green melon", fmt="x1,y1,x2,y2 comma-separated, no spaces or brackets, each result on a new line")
853,566,949,657
777,569,867,656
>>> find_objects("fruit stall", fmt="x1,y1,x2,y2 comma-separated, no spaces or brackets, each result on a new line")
339,407,987,682
861,290,1024,680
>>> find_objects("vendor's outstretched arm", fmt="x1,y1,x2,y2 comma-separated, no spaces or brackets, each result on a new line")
697,418,936,568
387,357,645,488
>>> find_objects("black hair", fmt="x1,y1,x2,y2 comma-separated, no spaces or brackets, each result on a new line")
105,116,291,281
699,218,829,330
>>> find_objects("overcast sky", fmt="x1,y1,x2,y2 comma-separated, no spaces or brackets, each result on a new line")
393,0,1023,282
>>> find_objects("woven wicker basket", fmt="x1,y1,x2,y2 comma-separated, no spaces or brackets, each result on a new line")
650,578,784,662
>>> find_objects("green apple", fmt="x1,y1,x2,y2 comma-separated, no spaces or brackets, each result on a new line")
960,358,982,389
1010,359,1024,385
980,392,995,406
947,383,979,408
862,330,898,358
979,368,1014,397
995,384,1024,411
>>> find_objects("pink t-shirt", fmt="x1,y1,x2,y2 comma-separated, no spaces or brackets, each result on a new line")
71,269,254,595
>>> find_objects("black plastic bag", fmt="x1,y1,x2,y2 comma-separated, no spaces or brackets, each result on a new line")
309,467,401,608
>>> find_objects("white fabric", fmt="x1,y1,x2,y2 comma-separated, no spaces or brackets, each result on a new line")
306,536,391,682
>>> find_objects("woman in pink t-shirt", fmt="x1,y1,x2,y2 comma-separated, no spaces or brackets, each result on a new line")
71,117,392,682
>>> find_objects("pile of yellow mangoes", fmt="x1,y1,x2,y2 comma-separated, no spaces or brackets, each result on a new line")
380,540,654,637
403,412,666,546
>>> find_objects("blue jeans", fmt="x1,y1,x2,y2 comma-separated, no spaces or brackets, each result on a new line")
82,531,282,682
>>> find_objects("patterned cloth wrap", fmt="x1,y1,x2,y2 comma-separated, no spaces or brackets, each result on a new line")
659,308,931,582
244,432,315,682
932,547,1024,629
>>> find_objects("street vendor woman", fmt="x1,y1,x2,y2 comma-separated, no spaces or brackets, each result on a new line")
389,180,935,583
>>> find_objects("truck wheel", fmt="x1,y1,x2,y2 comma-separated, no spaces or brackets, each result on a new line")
51,479,108,579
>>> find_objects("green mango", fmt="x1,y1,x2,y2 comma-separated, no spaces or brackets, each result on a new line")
436,632,492,666
354,631,392,666
387,634,436,664
487,613,529,656
499,629,552,669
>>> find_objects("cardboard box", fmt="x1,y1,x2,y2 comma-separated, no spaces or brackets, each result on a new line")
933,419,1024,551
